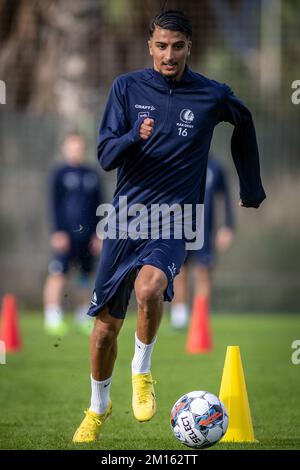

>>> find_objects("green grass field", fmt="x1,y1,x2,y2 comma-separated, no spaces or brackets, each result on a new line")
0,311,300,450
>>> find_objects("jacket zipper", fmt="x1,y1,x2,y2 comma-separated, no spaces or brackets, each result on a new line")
164,83,175,132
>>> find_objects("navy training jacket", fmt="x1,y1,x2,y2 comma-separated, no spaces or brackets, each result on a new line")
97,66,266,231
49,164,103,239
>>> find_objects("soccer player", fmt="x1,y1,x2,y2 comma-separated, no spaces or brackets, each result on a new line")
43,132,103,336
72,10,266,443
170,155,234,330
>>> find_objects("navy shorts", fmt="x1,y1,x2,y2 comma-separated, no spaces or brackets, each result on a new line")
48,239,94,275
184,246,214,267
87,237,187,319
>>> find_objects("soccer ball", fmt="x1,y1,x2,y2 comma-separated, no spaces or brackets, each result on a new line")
170,391,228,449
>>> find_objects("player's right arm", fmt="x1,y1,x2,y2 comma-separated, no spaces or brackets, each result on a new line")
97,78,153,171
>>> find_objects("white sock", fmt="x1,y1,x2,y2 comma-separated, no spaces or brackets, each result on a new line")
75,305,90,324
90,375,112,414
44,304,63,327
131,333,157,374
170,303,189,329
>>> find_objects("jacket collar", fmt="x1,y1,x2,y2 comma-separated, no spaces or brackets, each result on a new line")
146,65,197,88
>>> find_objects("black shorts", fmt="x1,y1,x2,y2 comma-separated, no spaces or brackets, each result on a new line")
48,238,94,275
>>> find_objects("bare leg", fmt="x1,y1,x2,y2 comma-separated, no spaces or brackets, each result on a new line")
76,286,92,307
43,273,67,330
90,306,124,381
194,264,212,300
134,265,168,344
73,305,122,442
43,272,66,306
173,265,188,304
74,281,93,327
171,266,189,328
132,265,167,421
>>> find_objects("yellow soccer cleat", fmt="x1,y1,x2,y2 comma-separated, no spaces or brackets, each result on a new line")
132,372,157,422
72,401,112,443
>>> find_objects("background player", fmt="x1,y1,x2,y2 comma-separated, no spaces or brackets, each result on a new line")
171,154,234,330
43,132,103,335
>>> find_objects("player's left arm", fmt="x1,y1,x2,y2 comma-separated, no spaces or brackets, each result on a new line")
218,86,266,208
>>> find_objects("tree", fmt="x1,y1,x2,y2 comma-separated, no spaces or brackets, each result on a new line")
0,0,104,122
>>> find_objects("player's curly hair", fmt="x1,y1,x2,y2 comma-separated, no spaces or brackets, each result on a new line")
149,10,192,40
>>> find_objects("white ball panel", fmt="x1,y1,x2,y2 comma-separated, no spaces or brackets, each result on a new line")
206,425,224,443
222,412,229,434
190,397,209,416
203,392,221,406
186,390,207,400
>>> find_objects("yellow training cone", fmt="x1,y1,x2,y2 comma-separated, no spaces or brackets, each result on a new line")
219,346,256,442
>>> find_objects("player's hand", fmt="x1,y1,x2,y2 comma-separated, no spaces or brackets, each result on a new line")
216,227,233,253
239,198,260,208
50,231,70,253
89,234,102,256
139,118,154,140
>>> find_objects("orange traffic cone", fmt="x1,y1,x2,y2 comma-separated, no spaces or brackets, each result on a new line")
0,294,22,352
186,295,212,353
